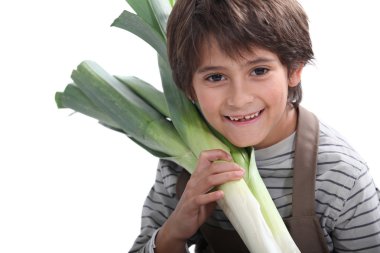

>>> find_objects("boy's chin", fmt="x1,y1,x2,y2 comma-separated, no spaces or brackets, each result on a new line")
226,137,257,149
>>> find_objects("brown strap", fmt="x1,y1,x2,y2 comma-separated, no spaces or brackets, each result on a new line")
284,216,329,253
283,107,329,252
292,106,319,217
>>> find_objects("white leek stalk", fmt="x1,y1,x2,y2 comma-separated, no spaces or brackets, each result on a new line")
218,179,281,253
247,152,300,253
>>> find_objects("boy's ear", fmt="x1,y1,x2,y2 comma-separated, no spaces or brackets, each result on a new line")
288,65,304,87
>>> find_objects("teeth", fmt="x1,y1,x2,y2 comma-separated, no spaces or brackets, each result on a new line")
228,111,260,121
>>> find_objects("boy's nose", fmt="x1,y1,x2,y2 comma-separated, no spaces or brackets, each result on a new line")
226,82,255,108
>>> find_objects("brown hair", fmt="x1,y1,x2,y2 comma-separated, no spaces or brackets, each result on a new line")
166,0,314,107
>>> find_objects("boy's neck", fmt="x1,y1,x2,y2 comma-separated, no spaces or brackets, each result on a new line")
254,106,298,150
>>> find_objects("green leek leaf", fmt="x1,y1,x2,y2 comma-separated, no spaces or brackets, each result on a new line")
112,10,168,62
55,83,119,129
126,0,163,39
71,61,192,163
158,55,230,158
115,75,169,117
148,0,172,38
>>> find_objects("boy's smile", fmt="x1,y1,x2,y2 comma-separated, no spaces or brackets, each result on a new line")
226,109,262,123
192,39,303,149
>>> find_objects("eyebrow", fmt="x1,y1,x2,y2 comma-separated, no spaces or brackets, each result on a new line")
196,57,276,74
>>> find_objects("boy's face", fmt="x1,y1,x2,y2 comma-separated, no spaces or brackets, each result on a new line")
192,39,302,149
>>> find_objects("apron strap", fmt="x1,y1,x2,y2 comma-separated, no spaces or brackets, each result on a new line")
292,106,319,217
283,107,329,253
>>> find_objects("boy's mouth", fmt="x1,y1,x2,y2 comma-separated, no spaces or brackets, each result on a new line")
225,109,263,122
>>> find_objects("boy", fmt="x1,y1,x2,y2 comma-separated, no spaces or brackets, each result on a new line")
130,0,380,252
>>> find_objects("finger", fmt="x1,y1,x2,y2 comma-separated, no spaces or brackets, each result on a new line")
190,161,244,194
195,190,224,206
204,169,245,188
177,191,222,229
177,190,222,219
209,160,244,174
195,149,232,172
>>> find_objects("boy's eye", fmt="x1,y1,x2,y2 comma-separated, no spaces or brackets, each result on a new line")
252,67,268,76
206,73,226,82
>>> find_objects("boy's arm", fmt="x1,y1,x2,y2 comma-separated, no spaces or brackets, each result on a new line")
332,167,380,252
128,160,191,253
154,223,188,253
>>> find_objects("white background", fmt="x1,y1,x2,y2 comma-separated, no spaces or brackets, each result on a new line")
0,0,379,252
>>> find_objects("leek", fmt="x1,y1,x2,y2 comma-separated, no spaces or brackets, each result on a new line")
55,0,301,252
115,76,169,117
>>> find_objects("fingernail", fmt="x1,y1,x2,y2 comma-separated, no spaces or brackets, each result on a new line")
236,170,245,176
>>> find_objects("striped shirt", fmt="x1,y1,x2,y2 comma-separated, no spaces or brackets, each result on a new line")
129,122,380,252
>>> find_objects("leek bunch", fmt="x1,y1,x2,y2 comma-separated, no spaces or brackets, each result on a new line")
55,0,300,252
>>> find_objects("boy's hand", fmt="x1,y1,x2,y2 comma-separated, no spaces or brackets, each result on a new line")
155,149,245,252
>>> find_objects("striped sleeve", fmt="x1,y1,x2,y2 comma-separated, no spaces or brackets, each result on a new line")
332,166,380,252
317,123,380,252
128,160,185,253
